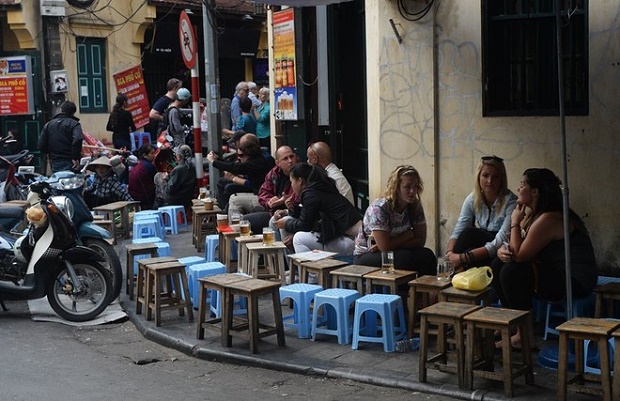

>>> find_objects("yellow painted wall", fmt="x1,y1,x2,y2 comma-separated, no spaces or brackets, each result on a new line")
59,1,155,140
366,1,620,271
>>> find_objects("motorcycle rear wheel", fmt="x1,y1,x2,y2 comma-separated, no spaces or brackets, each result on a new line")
46,261,112,322
82,238,122,302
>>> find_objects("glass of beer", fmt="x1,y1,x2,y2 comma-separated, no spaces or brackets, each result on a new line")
239,219,250,237
229,212,241,226
216,214,228,228
262,227,275,246
437,257,453,281
381,251,394,274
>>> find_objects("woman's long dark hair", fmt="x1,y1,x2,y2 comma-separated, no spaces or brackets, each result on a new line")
137,143,156,160
108,94,128,130
290,163,337,193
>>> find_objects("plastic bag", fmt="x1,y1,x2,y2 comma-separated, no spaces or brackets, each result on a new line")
451,266,493,291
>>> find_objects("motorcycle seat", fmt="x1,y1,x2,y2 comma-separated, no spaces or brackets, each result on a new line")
0,205,26,219
1,149,31,164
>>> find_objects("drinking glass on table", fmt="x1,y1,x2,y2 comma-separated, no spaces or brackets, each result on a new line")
437,257,453,281
262,227,275,246
381,251,394,274
239,219,250,236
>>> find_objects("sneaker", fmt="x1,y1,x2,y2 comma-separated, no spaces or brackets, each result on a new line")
307,273,318,285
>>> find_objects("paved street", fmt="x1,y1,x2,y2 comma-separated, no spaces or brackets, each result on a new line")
0,301,451,401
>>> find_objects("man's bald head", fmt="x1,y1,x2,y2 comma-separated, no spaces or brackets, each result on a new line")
306,141,332,168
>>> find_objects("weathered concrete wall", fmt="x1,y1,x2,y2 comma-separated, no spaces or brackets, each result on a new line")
367,1,620,273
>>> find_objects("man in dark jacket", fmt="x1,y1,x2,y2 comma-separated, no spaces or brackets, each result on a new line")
38,101,83,173
207,134,274,211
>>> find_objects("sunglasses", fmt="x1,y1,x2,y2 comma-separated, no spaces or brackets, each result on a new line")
481,155,504,162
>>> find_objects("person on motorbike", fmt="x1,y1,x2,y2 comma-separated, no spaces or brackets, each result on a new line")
83,156,134,208
128,143,157,210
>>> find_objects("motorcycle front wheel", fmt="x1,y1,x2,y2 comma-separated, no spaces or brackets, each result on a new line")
83,238,122,302
46,261,112,322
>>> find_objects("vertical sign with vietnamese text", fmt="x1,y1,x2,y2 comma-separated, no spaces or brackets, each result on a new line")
0,56,34,116
273,9,297,120
113,65,150,129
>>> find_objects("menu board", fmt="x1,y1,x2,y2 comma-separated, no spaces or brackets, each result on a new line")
0,55,35,116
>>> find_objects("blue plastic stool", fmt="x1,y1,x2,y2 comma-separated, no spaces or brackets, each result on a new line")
204,234,219,262
209,289,248,318
279,284,324,339
543,293,596,340
351,293,407,352
311,288,360,345
131,239,170,275
185,262,226,307
133,217,166,240
130,132,150,151
134,210,166,239
178,256,207,302
159,205,188,234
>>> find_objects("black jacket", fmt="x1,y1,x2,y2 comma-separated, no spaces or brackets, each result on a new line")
285,179,360,243
166,162,196,207
38,113,83,161
213,155,275,194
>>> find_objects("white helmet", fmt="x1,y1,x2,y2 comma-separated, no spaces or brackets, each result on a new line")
177,88,191,101
13,236,26,263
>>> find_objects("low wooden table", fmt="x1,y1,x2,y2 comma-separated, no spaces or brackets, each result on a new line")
594,282,620,318
135,256,177,314
246,241,288,284
439,286,494,305
235,235,264,275
125,242,159,300
299,258,349,288
364,269,418,295
93,200,141,239
196,273,252,340
330,264,379,294
191,206,221,252
408,275,453,338
222,277,285,353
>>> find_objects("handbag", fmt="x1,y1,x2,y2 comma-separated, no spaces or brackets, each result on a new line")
451,266,493,291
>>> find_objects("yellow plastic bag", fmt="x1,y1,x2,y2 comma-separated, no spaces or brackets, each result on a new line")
451,266,493,291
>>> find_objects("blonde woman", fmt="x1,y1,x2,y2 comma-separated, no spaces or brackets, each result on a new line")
353,165,436,275
445,156,517,271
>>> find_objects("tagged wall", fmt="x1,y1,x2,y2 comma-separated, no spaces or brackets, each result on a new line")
367,1,620,273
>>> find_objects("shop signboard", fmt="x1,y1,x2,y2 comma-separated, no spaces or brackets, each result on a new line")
0,55,35,116
113,65,150,129
273,8,297,120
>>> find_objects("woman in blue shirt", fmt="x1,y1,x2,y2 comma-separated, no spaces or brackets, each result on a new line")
445,156,517,270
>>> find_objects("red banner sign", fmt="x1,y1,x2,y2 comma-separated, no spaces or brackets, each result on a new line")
0,56,34,116
112,65,150,129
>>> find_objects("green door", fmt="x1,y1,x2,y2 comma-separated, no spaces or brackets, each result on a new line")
0,51,45,172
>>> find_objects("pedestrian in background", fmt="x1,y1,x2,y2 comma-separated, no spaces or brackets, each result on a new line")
255,86,271,150
107,93,136,150
38,100,83,173
148,78,182,140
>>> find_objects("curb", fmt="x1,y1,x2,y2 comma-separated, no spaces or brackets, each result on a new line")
122,299,510,401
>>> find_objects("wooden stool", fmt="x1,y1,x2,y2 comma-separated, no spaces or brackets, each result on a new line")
299,259,348,288
196,273,252,340
125,242,159,300
439,285,494,305
331,264,380,294
222,277,285,353
192,206,221,252
595,282,620,318
135,256,177,314
408,275,452,338
364,269,418,295
418,302,482,388
612,327,620,398
235,235,264,275
219,231,240,272
143,261,194,326
246,241,288,284
464,307,535,397
557,317,620,401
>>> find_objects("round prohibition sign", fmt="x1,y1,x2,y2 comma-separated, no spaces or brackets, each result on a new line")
179,11,196,69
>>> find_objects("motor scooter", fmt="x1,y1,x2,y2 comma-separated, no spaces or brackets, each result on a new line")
44,171,123,301
0,181,112,322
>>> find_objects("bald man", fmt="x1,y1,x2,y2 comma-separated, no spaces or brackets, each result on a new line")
306,142,354,205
